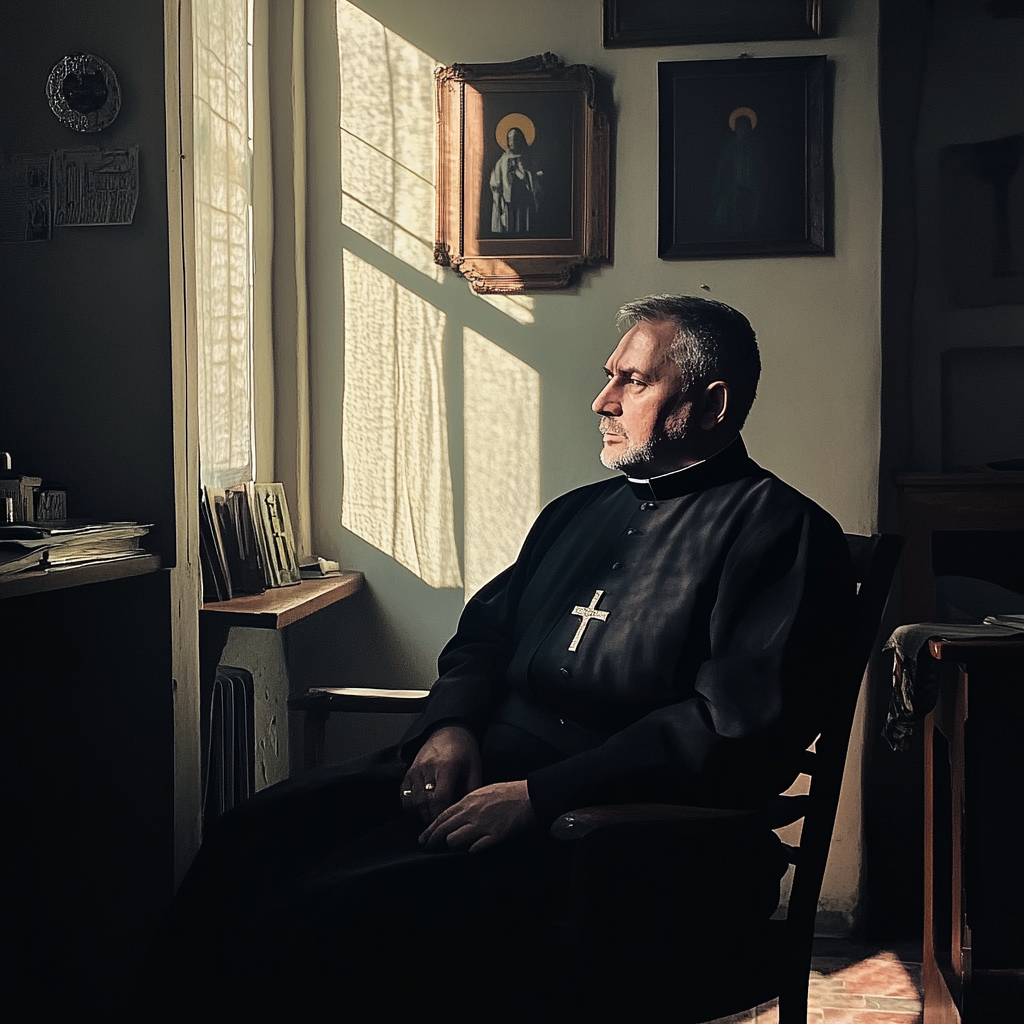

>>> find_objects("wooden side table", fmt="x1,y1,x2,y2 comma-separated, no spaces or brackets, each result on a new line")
923,638,1024,1023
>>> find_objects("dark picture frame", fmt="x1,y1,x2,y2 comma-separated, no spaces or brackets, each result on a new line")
434,53,611,293
603,0,822,48
658,55,827,259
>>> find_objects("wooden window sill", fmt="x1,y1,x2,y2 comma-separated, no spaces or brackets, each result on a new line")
199,571,365,629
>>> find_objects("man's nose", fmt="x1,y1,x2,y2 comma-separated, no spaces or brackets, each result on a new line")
592,382,621,417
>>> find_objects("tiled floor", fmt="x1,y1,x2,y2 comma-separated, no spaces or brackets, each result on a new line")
706,939,924,1024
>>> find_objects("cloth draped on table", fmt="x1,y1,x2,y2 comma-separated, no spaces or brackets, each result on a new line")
883,618,1024,752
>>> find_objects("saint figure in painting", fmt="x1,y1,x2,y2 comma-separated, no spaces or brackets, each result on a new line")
489,114,543,234
712,106,764,238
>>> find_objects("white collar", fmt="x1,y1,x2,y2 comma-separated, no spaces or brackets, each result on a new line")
625,436,739,486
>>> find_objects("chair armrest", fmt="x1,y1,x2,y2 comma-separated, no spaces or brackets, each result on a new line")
288,687,430,714
550,795,810,842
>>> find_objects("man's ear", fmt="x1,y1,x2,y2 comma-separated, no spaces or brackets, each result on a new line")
699,381,729,431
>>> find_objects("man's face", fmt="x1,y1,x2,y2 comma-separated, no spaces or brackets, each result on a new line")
507,128,525,154
592,319,696,475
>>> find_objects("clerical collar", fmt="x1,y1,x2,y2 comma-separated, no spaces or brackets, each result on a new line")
625,437,755,501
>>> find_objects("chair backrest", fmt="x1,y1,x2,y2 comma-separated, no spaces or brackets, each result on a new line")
550,533,904,1023
775,533,903,1022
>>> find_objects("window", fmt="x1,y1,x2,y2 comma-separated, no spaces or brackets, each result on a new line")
193,0,255,488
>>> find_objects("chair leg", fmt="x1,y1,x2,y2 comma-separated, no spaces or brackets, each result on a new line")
302,708,329,770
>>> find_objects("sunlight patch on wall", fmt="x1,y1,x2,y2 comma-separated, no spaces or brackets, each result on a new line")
463,329,541,600
337,1,441,281
477,291,536,325
341,250,462,589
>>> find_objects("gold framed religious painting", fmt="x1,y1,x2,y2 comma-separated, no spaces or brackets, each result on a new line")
658,55,828,259
434,53,611,293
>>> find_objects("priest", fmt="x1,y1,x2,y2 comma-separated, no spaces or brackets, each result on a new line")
131,295,853,1022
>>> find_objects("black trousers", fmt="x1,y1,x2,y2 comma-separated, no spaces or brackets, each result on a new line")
127,746,785,1023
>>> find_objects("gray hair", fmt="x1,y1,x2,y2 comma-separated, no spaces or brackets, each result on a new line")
616,294,761,428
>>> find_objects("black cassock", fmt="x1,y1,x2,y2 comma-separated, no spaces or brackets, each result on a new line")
134,439,853,1021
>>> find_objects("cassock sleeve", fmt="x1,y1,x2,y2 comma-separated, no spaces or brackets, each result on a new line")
399,487,597,763
523,503,855,827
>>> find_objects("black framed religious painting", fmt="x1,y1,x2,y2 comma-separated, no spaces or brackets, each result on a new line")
434,53,611,293
658,55,828,259
603,0,822,48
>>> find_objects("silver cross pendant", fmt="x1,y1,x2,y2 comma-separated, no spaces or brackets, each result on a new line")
568,589,610,652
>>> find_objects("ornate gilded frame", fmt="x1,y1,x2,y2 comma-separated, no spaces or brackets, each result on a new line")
434,53,611,293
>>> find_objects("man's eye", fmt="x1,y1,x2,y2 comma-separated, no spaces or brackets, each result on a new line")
628,378,646,387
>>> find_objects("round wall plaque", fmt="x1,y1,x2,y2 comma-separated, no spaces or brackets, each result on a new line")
46,53,121,132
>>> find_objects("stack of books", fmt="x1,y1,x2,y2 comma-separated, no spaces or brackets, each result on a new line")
199,482,302,602
0,520,152,578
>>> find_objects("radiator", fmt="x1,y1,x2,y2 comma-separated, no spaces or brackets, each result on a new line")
201,665,255,832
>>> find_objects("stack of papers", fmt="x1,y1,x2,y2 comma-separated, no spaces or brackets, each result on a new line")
0,520,152,576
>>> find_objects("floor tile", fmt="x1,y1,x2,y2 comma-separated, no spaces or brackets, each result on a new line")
819,1011,920,1023
700,941,923,1024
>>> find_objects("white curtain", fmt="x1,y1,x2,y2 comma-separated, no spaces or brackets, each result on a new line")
193,0,254,489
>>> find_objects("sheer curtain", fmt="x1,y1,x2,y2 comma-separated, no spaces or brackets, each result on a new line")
192,0,254,489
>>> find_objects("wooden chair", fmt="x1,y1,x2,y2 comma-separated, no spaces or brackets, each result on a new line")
547,533,903,1022
287,534,902,1021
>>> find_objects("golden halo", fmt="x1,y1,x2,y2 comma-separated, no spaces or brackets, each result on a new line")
729,106,757,131
495,113,536,151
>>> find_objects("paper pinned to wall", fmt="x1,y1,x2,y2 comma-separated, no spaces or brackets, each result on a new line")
53,146,139,226
0,152,53,243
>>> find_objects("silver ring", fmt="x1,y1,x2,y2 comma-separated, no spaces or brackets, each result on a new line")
424,782,435,792
402,789,412,797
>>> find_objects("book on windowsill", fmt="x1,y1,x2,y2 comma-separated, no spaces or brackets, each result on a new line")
206,484,266,596
299,556,342,579
252,482,301,587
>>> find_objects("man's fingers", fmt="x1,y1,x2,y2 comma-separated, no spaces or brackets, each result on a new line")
425,777,455,823
419,800,468,847
468,835,496,854
401,762,449,822
443,824,480,850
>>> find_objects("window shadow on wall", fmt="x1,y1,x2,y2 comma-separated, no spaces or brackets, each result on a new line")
337,1,541,599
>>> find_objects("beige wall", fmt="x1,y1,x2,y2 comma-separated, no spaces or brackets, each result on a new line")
299,0,883,930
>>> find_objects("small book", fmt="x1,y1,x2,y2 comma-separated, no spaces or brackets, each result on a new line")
299,556,341,578
199,488,232,602
0,544,46,576
253,483,301,587
207,485,266,596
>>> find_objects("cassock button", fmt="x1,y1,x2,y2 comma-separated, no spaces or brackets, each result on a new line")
627,528,642,536
640,501,659,511
559,666,571,677
611,561,623,570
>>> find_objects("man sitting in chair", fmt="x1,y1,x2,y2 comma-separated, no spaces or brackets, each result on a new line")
133,295,853,1022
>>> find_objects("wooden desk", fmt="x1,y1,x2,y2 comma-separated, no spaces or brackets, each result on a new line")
923,637,1024,1023
0,553,162,599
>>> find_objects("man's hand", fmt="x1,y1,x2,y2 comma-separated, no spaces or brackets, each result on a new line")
400,724,482,825
418,780,535,854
